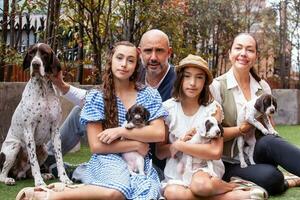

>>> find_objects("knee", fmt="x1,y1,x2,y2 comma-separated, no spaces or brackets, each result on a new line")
190,178,214,197
110,189,125,200
164,186,183,199
257,167,285,195
69,106,82,122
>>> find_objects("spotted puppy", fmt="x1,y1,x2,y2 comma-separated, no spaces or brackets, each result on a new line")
0,43,72,186
235,93,278,168
170,116,223,186
122,104,150,175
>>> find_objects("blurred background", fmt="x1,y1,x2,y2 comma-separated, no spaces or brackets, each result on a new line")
0,0,299,88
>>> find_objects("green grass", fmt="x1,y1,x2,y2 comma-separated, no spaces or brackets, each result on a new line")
0,126,299,200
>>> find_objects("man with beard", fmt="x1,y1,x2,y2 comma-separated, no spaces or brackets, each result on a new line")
44,29,176,182
138,29,176,102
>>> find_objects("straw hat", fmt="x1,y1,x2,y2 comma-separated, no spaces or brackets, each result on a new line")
177,54,213,84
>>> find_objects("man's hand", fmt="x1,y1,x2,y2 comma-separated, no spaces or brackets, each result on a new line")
48,70,70,94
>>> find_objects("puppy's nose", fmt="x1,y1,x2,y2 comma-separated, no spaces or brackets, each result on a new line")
134,114,141,119
216,130,221,136
270,109,275,114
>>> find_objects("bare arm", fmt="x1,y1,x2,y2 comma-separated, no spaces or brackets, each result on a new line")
175,137,223,160
156,125,172,160
97,117,165,144
87,122,149,156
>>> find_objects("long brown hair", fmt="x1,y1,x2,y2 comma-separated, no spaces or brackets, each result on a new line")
230,32,261,82
172,67,213,106
102,41,141,129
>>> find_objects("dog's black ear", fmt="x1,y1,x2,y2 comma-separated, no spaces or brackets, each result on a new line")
49,51,61,75
254,94,265,113
218,124,224,137
22,52,31,71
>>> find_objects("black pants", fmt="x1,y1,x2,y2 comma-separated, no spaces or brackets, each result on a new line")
222,135,300,195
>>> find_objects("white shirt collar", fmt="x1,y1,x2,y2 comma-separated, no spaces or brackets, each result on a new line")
226,68,238,90
226,68,262,92
145,64,171,89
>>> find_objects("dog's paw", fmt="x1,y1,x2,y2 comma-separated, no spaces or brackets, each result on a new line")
4,177,16,185
60,176,73,185
42,173,55,180
35,179,47,187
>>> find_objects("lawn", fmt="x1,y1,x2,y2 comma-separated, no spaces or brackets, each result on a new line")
1,125,299,200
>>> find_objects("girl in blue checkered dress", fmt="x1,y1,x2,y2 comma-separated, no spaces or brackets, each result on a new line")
79,41,166,200
79,41,167,200
15,41,167,200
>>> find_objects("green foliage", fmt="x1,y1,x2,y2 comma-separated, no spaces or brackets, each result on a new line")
2,0,298,84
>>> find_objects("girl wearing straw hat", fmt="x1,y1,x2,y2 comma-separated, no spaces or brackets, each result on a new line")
157,54,267,199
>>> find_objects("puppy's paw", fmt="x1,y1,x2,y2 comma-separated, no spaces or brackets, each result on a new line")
249,159,256,165
240,162,248,168
4,177,16,185
125,122,135,129
261,128,269,135
271,130,279,136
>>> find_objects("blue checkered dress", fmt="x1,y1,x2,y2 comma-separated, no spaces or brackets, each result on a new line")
80,87,168,200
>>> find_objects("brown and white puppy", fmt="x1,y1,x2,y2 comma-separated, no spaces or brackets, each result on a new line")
122,104,150,175
170,116,223,186
235,93,278,168
0,43,72,186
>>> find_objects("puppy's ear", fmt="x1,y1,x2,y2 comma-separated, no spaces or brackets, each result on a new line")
126,107,132,122
144,108,150,121
254,94,265,113
218,124,224,137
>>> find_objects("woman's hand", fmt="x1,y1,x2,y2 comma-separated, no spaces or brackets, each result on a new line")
239,121,255,136
97,127,124,144
136,142,150,157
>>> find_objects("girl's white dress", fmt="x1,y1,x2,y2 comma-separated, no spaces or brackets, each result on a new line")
163,98,225,186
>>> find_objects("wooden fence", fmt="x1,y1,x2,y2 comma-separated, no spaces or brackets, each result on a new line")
3,64,96,84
